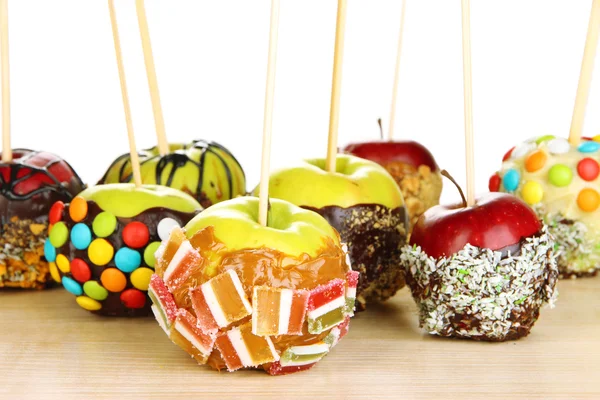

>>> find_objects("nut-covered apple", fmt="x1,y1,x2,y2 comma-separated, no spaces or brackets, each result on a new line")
401,182,558,341
256,154,409,310
150,196,357,375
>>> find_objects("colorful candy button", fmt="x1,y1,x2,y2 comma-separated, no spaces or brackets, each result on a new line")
502,169,520,192
502,147,515,162
44,240,56,262
578,141,600,153
49,222,69,248
577,188,600,212
123,222,150,249
48,201,65,224
130,267,153,291
536,135,555,144
547,138,570,155
76,296,102,311
92,211,117,238
71,258,91,283
88,239,114,266
594,135,600,143
158,218,180,241
69,196,88,222
488,174,501,192
143,241,161,268
115,247,141,273
56,254,70,273
521,181,544,205
83,281,109,301
548,164,573,187
525,150,547,172
120,289,146,309
62,276,83,296
578,158,600,181
71,223,92,250
49,262,61,283
101,268,127,292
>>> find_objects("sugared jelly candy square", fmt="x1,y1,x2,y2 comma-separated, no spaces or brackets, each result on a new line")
344,270,359,317
171,309,216,365
307,279,346,334
324,317,350,348
189,269,251,334
163,239,202,291
279,341,330,368
251,286,309,336
268,361,317,376
215,322,279,372
148,274,179,331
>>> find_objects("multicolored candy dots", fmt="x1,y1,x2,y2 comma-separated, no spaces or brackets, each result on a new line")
45,196,184,316
492,136,600,212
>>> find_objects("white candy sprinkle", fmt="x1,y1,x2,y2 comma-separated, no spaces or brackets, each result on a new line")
511,142,536,159
157,218,181,241
546,138,571,155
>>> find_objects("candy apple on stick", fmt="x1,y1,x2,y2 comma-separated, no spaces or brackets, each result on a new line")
46,0,201,316
0,0,85,289
99,0,246,207
490,0,600,278
259,0,409,310
149,0,357,375
343,1,442,229
400,0,558,341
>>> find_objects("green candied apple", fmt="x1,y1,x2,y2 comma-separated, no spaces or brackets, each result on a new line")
256,154,410,309
99,140,246,208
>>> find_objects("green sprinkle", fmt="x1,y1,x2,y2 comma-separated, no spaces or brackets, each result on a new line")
458,276,465,283
458,269,470,275
515,296,527,305
495,285,503,292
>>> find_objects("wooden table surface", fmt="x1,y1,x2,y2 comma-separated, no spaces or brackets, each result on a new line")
1,278,598,400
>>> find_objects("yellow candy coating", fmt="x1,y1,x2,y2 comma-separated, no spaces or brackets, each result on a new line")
76,296,102,311
522,181,544,205
88,239,114,266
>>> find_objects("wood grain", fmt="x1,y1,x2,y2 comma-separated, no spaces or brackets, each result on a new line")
1,278,598,399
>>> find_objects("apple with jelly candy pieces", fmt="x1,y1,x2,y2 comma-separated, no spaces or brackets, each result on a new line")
400,175,558,341
343,122,442,229
149,196,357,375
46,184,202,316
99,140,246,208
0,149,85,289
256,154,409,310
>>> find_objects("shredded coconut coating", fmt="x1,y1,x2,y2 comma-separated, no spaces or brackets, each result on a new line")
534,205,599,278
400,226,558,341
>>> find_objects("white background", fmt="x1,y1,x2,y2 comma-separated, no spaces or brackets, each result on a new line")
2,0,599,204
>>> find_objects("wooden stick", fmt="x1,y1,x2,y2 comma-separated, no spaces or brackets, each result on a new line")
326,0,348,172
569,0,600,145
461,0,475,207
388,0,406,142
1,0,11,162
136,0,169,156
258,0,280,227
109,0,142,187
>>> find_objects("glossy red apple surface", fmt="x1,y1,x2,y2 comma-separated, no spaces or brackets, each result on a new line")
343,140,438,171
410,192,542,259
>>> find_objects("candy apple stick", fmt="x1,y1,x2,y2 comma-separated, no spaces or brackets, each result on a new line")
461,0,475,207
569,0,600,145
109,0,142,187
388,0,406,141
258,0,280,226
326,0,348,172
136,0,169,156
1,0,11,162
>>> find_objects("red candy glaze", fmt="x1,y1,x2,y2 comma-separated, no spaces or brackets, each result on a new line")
71,258,91,283
122,222,150,249
49,201,65,224
342,141,438,171
121,288,146,309
410,192,542,259
502,147,515,162
577,158,600,182
489,173,501,192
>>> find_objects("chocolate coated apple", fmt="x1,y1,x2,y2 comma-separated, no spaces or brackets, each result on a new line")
401,192,558,341
259,154,409,309
0,149,85,289
343,138,442,229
